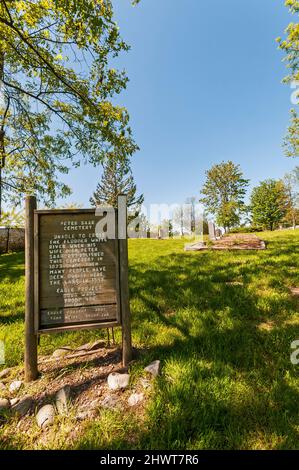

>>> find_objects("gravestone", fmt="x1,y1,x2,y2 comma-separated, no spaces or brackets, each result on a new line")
215,228,222,239
208,221,216,240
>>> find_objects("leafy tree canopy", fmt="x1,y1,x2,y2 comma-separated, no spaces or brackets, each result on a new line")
199,161,249,232
278,0,299,157
0,0,138,211
250,179,288,231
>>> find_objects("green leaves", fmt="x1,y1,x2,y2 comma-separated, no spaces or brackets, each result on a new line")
199,161,249,231
279,1,299,157
250,179,289,231
0,0,138,207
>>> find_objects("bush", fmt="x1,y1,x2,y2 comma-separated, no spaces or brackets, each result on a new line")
229,226,263,234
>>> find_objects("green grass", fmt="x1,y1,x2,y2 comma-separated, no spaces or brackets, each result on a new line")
1,230,299,449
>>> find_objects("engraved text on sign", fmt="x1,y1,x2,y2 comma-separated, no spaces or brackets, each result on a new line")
36,211,119,330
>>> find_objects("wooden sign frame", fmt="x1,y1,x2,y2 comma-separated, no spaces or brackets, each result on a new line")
24,195,132,382
33,208,121,334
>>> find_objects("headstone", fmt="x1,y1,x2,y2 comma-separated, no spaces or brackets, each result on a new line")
208,222,216,240
215,228,222,239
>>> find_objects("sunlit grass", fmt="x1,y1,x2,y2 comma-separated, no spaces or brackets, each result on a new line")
0,229,299,449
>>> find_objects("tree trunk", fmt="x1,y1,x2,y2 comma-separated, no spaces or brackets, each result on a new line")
0,49,5,219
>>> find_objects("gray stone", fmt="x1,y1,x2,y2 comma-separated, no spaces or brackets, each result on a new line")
36,404,55,429
52,347,73,358
0,398,10,412
0,368,12,380
75,340,104,352
107,372,130,390
9,380,23,393
144,360,161,378
76,409,97,421
100,395,119,410
0,382,6,391
128,393,144,407
55,385,71,415
10,398,19,406
11,395,33,418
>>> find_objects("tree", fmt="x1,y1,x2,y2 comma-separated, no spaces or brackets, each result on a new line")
0,0,138,215
250,179,288,231
283,167,299,227
89,157,144,212
199,161,249,232
278,1,299,157
0,207,24,227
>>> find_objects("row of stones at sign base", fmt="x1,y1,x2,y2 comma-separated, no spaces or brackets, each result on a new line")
0,360,161,429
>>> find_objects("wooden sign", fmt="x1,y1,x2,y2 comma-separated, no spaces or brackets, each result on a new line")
34,209,120,333
24,195,131,382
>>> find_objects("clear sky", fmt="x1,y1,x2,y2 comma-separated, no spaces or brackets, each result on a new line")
59,0,298,208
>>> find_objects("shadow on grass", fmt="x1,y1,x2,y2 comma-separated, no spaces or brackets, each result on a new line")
0,251,24,283
77,248,299,450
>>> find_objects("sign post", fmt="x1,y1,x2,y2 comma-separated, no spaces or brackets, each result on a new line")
118,195,132,367
25,195,38,382
24,195,132,380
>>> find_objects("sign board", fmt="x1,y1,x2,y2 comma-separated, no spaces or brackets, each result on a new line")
24,195,132,382
34,209,120,333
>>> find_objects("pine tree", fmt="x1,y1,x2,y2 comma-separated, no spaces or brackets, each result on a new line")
90,158,144,211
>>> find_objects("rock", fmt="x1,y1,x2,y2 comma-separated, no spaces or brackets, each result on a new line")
128,393,144,407
75,340,104,352
52,347,73,358
11,395,33,418
144,360,161,378
76,409,97,421
0,382,6,391
36,404,55,429
0,368,12,380
107,372,130,390
55,385,71,415
9,380,23,394
10,398,19,406
0,398,10,412
100,395,119,410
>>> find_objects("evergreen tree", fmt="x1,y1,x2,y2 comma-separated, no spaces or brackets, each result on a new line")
90,158,144,211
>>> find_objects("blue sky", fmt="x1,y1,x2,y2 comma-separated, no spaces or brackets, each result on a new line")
59,0,297,207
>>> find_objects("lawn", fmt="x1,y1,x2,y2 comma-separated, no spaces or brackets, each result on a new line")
0,229,299,449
